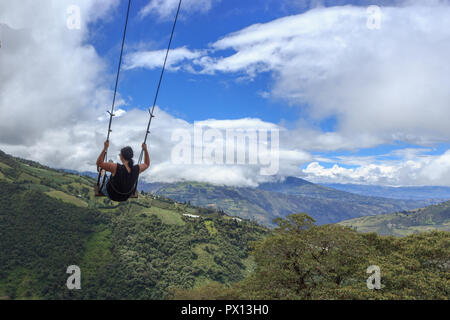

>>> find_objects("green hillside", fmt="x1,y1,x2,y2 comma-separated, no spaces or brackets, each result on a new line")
174,214,449,300
141,180,437,227
0,150,268,299
339,201,450,236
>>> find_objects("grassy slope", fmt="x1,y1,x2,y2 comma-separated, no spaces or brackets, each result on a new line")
339,201,450,236
142,180,437,227
0,150,268,299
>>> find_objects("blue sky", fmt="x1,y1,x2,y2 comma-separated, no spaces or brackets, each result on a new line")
90,0,306,124
85,0,450,183
92,0,400,126
1,0,450,186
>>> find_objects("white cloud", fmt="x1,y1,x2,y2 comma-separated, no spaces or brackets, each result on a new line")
139,0,220,19
0,0,301,188
124,46,204,71
130,3,450,150
216,4,450,147
303,162,397,185
0,0,119,145
195,118,279,130
149,163,263,187
2,1,450,188
0,105,311,187
303,150,450,186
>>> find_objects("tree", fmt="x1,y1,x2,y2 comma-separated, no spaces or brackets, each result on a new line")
176,213,450,300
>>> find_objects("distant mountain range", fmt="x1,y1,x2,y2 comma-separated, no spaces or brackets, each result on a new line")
139,177,440,226
323,183,450,200
339,200,450,237
61,169,447,227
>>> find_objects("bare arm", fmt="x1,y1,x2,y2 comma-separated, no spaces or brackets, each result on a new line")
97,141,117,174
96,141,108,167
139,143,150,173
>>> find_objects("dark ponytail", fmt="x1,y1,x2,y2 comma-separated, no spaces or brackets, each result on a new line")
121,146,134,167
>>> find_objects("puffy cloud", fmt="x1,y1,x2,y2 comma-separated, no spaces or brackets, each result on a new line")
2,1,450,188
213,4,450,147
0,0,119,146
303,162,398,185
124,46,204,71
129,3,450,149
139,0,220,20
195,118,279,130
303,150,450,186
0,105,311,187
0,0,308,187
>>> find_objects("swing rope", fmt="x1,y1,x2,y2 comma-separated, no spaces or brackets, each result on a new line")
97,0,132,189
129,0,182,209
138,0,183,165
96,0,183,199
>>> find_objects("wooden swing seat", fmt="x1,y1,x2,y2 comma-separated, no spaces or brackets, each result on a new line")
94,184,139,199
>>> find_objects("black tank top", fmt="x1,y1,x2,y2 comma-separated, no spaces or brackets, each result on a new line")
107,164,139,202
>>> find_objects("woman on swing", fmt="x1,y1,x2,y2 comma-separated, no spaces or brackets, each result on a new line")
96,141,150,202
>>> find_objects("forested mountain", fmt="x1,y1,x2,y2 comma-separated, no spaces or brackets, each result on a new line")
140,179,437,227
173,214,449,300
339,201,450,236
0,150,267,299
